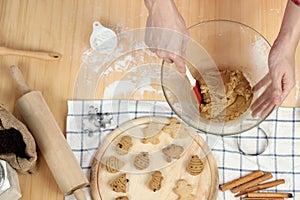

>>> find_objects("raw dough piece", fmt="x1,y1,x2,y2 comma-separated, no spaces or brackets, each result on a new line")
116,135,133,155
149,171,164,192
199,69,253,122
109,173,129,193
186,155,204,176
105,156,125,173
133,152,150,170
162,144,184,162
173,179,195,200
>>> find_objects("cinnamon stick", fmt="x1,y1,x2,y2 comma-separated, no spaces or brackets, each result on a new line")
219,170,264,192
247,192,293,198
231,173,273,193
235,179,285,197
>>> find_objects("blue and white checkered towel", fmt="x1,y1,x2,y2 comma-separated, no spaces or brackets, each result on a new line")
66,99,300,200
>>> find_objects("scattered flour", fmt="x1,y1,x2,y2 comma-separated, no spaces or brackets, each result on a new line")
103,80,136,99
75,26,163,100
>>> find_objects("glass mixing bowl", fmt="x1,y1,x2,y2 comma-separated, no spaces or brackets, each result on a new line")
161,20,273,135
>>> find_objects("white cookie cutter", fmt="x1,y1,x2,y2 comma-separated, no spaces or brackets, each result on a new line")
89,21,118,54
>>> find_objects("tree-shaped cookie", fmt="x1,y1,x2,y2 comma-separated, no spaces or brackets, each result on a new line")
109,173,129,193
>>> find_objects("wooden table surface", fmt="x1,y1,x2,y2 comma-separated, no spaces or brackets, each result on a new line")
0,0,299,199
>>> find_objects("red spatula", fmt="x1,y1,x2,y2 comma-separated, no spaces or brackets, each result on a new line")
185,66,202,104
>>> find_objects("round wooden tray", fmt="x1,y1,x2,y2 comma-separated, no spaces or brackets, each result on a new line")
90,116,219,200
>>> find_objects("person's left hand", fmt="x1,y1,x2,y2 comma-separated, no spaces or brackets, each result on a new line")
144,0,189,73
251,37,296,118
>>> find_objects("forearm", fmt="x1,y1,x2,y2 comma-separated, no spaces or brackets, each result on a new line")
277,0,300,52
144,0,187,72
144,0,176,11
144,0,181,22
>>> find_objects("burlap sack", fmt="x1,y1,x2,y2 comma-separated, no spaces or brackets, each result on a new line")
0,104,37,173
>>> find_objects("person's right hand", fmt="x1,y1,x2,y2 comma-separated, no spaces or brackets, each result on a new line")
144,0,189,73
252,0,300,118
251,36,296,118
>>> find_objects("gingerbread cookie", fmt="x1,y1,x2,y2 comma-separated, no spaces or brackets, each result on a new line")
116,135,133,155
142,122,163,145
133,152,150,170
162,118,181,138
115,196,129,200
162,144,184,162
149,171,164,192
105,156,125,173
173,179,195,200
186,155,204,176
109,173,129,193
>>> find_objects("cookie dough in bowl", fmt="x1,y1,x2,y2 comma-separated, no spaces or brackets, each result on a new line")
161,20,274,135
199,68,253,122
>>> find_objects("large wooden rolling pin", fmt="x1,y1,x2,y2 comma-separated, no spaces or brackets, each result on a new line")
10,65,88,200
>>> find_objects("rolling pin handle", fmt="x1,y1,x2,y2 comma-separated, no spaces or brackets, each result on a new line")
48,52,61,60
73,188,86,200
9,65,31,95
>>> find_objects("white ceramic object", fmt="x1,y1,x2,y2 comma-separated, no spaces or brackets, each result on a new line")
0,160,22,200
89,21,118,54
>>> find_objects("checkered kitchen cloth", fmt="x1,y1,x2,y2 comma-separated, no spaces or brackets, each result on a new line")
66,99,300,200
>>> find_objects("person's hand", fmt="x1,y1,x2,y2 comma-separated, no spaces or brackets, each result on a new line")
144,0,189,73
252,0,300,118
251,37,296,118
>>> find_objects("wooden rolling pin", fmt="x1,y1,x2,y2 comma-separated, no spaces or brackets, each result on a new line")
10,65,88,200
0,46,61,60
